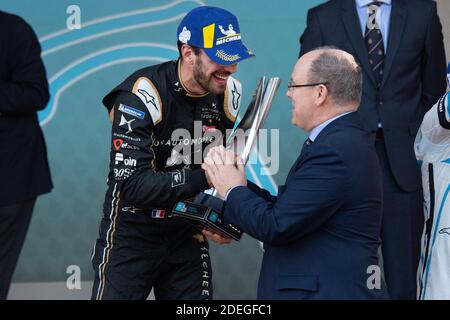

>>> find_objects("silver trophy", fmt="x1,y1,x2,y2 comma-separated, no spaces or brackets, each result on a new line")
172,77,281,240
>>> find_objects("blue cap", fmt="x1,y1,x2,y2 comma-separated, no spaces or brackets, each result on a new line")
177,6,255,66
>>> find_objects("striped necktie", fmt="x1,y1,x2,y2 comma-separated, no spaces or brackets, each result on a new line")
365,2,385,86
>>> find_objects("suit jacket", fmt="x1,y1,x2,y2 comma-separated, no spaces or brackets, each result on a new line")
299,0,447,191
225,113,388,299
0,11,52,206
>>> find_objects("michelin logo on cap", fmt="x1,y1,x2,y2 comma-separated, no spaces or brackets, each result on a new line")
216,24,241,46
177,6,254,66
219,24,237,36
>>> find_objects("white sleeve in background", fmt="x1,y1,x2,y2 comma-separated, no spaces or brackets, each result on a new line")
415,93,450,163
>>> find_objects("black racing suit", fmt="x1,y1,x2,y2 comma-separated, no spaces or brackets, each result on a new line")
91,59,242,300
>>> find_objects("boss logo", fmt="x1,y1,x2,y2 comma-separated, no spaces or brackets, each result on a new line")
114,168,134,179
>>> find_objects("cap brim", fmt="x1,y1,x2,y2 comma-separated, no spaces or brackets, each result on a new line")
204,41,255,66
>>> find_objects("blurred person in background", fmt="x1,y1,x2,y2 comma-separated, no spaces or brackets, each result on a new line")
416,63,450,300
0,11,52,300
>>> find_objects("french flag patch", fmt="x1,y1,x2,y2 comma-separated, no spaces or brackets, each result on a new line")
151,209,165,218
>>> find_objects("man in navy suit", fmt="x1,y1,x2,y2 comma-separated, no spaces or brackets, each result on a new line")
203,48,388,299
0,11,52,299
299,0,447,299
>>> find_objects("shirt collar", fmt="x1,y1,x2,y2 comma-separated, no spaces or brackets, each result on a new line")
356,0,391,8
309,112,353,142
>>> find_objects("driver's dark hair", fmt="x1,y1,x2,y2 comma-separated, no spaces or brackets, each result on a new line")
177,41,202,57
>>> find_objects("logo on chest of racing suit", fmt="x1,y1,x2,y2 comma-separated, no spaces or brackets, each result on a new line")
173,81,183,92
200,101,222,126
172,170,186,187
162,121,223,168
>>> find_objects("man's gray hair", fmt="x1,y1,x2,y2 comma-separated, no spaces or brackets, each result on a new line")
308,46,362,107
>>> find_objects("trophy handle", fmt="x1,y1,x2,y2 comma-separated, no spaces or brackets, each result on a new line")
210,77,282,197
225,77,266,147
235,77,266,131
241,77,281,163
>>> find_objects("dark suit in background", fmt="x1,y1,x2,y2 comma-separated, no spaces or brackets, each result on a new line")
0,11,52,299
225,113,387,299
299,0,447,299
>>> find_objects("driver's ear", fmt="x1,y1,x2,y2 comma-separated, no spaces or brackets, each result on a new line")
181,44,195,65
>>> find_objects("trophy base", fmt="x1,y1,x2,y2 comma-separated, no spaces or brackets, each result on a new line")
172,193,243,241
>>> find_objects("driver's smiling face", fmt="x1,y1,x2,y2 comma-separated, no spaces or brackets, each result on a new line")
192,49,238,95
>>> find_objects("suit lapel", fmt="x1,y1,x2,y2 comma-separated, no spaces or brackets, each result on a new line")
285,143,310,184
341,0,377,87
285,114,359,186
380,0,406,89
